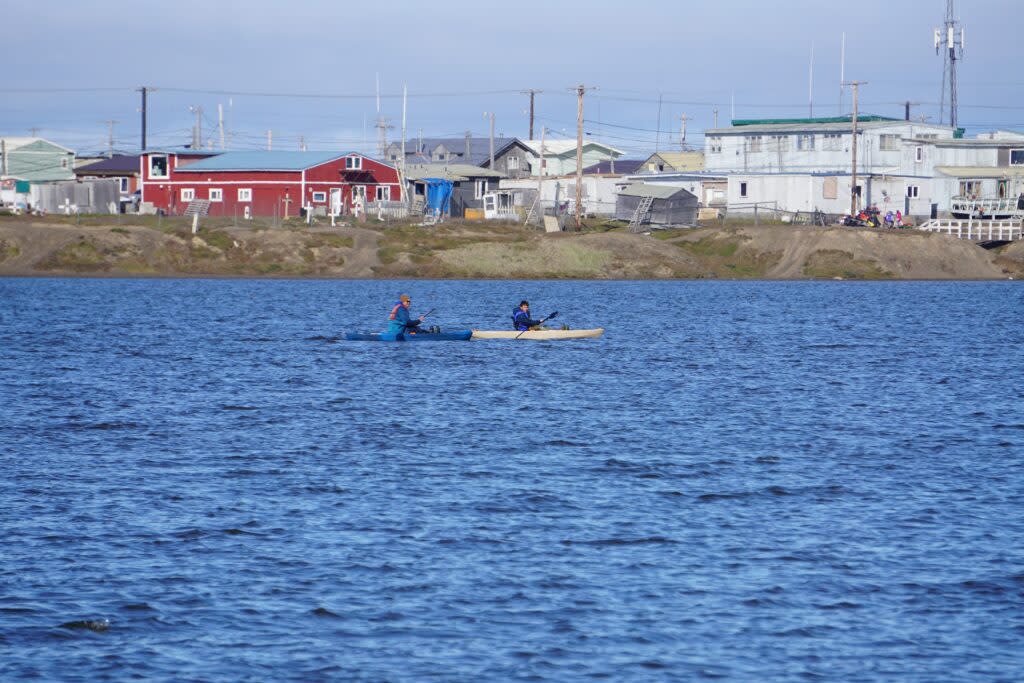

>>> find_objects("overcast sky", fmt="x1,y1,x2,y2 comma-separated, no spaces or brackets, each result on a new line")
3,0,1021,157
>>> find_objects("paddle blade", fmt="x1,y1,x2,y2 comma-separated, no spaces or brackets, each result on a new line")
548,311,559,320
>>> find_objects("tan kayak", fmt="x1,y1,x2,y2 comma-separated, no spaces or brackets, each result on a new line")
471,328,604,340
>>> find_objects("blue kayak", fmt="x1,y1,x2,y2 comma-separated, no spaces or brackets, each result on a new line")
345,330,473,342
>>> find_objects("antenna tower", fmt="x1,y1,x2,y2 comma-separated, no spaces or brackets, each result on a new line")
374,74,394,159
934,0,965,128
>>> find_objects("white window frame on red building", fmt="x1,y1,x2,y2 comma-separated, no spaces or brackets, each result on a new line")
238,188,252,201
149,155,169,179
181,188,195,202
209,188,223,202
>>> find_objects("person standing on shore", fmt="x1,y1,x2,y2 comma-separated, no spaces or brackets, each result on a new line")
388,295,425,335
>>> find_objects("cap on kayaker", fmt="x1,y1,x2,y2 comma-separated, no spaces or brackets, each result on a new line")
400,294,411,303
519,300,529,308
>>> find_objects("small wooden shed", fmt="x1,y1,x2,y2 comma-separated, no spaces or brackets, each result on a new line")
615,183,698,229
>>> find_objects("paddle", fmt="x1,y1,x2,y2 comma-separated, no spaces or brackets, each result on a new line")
516,311,558,339
408,308,435,334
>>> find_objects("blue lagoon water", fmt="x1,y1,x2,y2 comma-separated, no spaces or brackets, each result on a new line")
1,278,1022,681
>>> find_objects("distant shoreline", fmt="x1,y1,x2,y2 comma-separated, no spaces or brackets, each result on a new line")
1,216,1020,281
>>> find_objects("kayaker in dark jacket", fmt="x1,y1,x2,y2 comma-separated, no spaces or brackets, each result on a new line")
512,301,543,331
388,294,424,335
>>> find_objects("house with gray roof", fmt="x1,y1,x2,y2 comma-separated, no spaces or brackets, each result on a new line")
403,163,504,218
615,183,698,229
385,136,515,168
75,154,142,203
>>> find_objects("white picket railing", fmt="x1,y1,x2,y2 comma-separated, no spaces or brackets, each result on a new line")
950,196,1024,218
917,218,1022,241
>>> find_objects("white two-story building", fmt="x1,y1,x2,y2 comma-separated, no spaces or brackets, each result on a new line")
699,116,957,217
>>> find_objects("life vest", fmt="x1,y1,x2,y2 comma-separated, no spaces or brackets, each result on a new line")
512,308,531,331
388,301,411,334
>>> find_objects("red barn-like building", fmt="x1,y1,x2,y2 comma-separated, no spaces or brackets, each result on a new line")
139,150,402,217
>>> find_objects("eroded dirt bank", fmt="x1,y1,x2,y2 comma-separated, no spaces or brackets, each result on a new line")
0,217,1019,280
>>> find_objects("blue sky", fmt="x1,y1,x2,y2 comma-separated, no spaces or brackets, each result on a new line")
3,0,1021,157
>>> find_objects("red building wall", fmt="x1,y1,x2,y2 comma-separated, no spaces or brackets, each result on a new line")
139,153,401,217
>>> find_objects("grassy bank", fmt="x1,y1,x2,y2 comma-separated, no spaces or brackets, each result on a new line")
0,214,1019,280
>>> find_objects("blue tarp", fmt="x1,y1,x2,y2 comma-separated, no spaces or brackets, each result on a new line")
422,178,453,217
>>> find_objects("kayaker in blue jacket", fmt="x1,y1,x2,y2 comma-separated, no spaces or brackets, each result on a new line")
512,300,543,331
388,294,425,335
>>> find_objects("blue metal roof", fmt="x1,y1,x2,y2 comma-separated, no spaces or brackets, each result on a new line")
175,151,353,172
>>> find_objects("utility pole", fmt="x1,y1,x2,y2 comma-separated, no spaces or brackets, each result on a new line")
401,83,407,178
485,111,495,168
808,41,815,118
464,130,471,161
843,80,867,216
267,129,273,151
521,89,542,139
655,93,662,152
903,101,922,122
537,125,545,224
218,103,225,150
1,139,7,176
839,33,846,115
679,114,688,151
138,86,148,150
104,120,118,156
569,84,596,231
713,108,719,129
299,135,306,151
189,106,203,149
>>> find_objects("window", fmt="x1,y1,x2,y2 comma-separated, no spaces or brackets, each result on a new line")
312,191,326,203
61,158,69,169
915,146,924,163
475,179,488,199
118,177,129,192
345,156,362,170
739,182,748,198
209,188,223,202
149,154,169,178
770,135,790,151
823,177,838,199
707,135,722,153
879,134,900,151
181,188,195,202
906,185,919,198
238,188,252,202
375,186,390,201
918,133,938,140
747,136,762,153
1011,149,1024,165
507,155,519,170
797,134,815,151
823,133,842,151
959,180,980,197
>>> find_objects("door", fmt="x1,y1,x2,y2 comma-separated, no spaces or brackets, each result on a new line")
330,188,342,216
